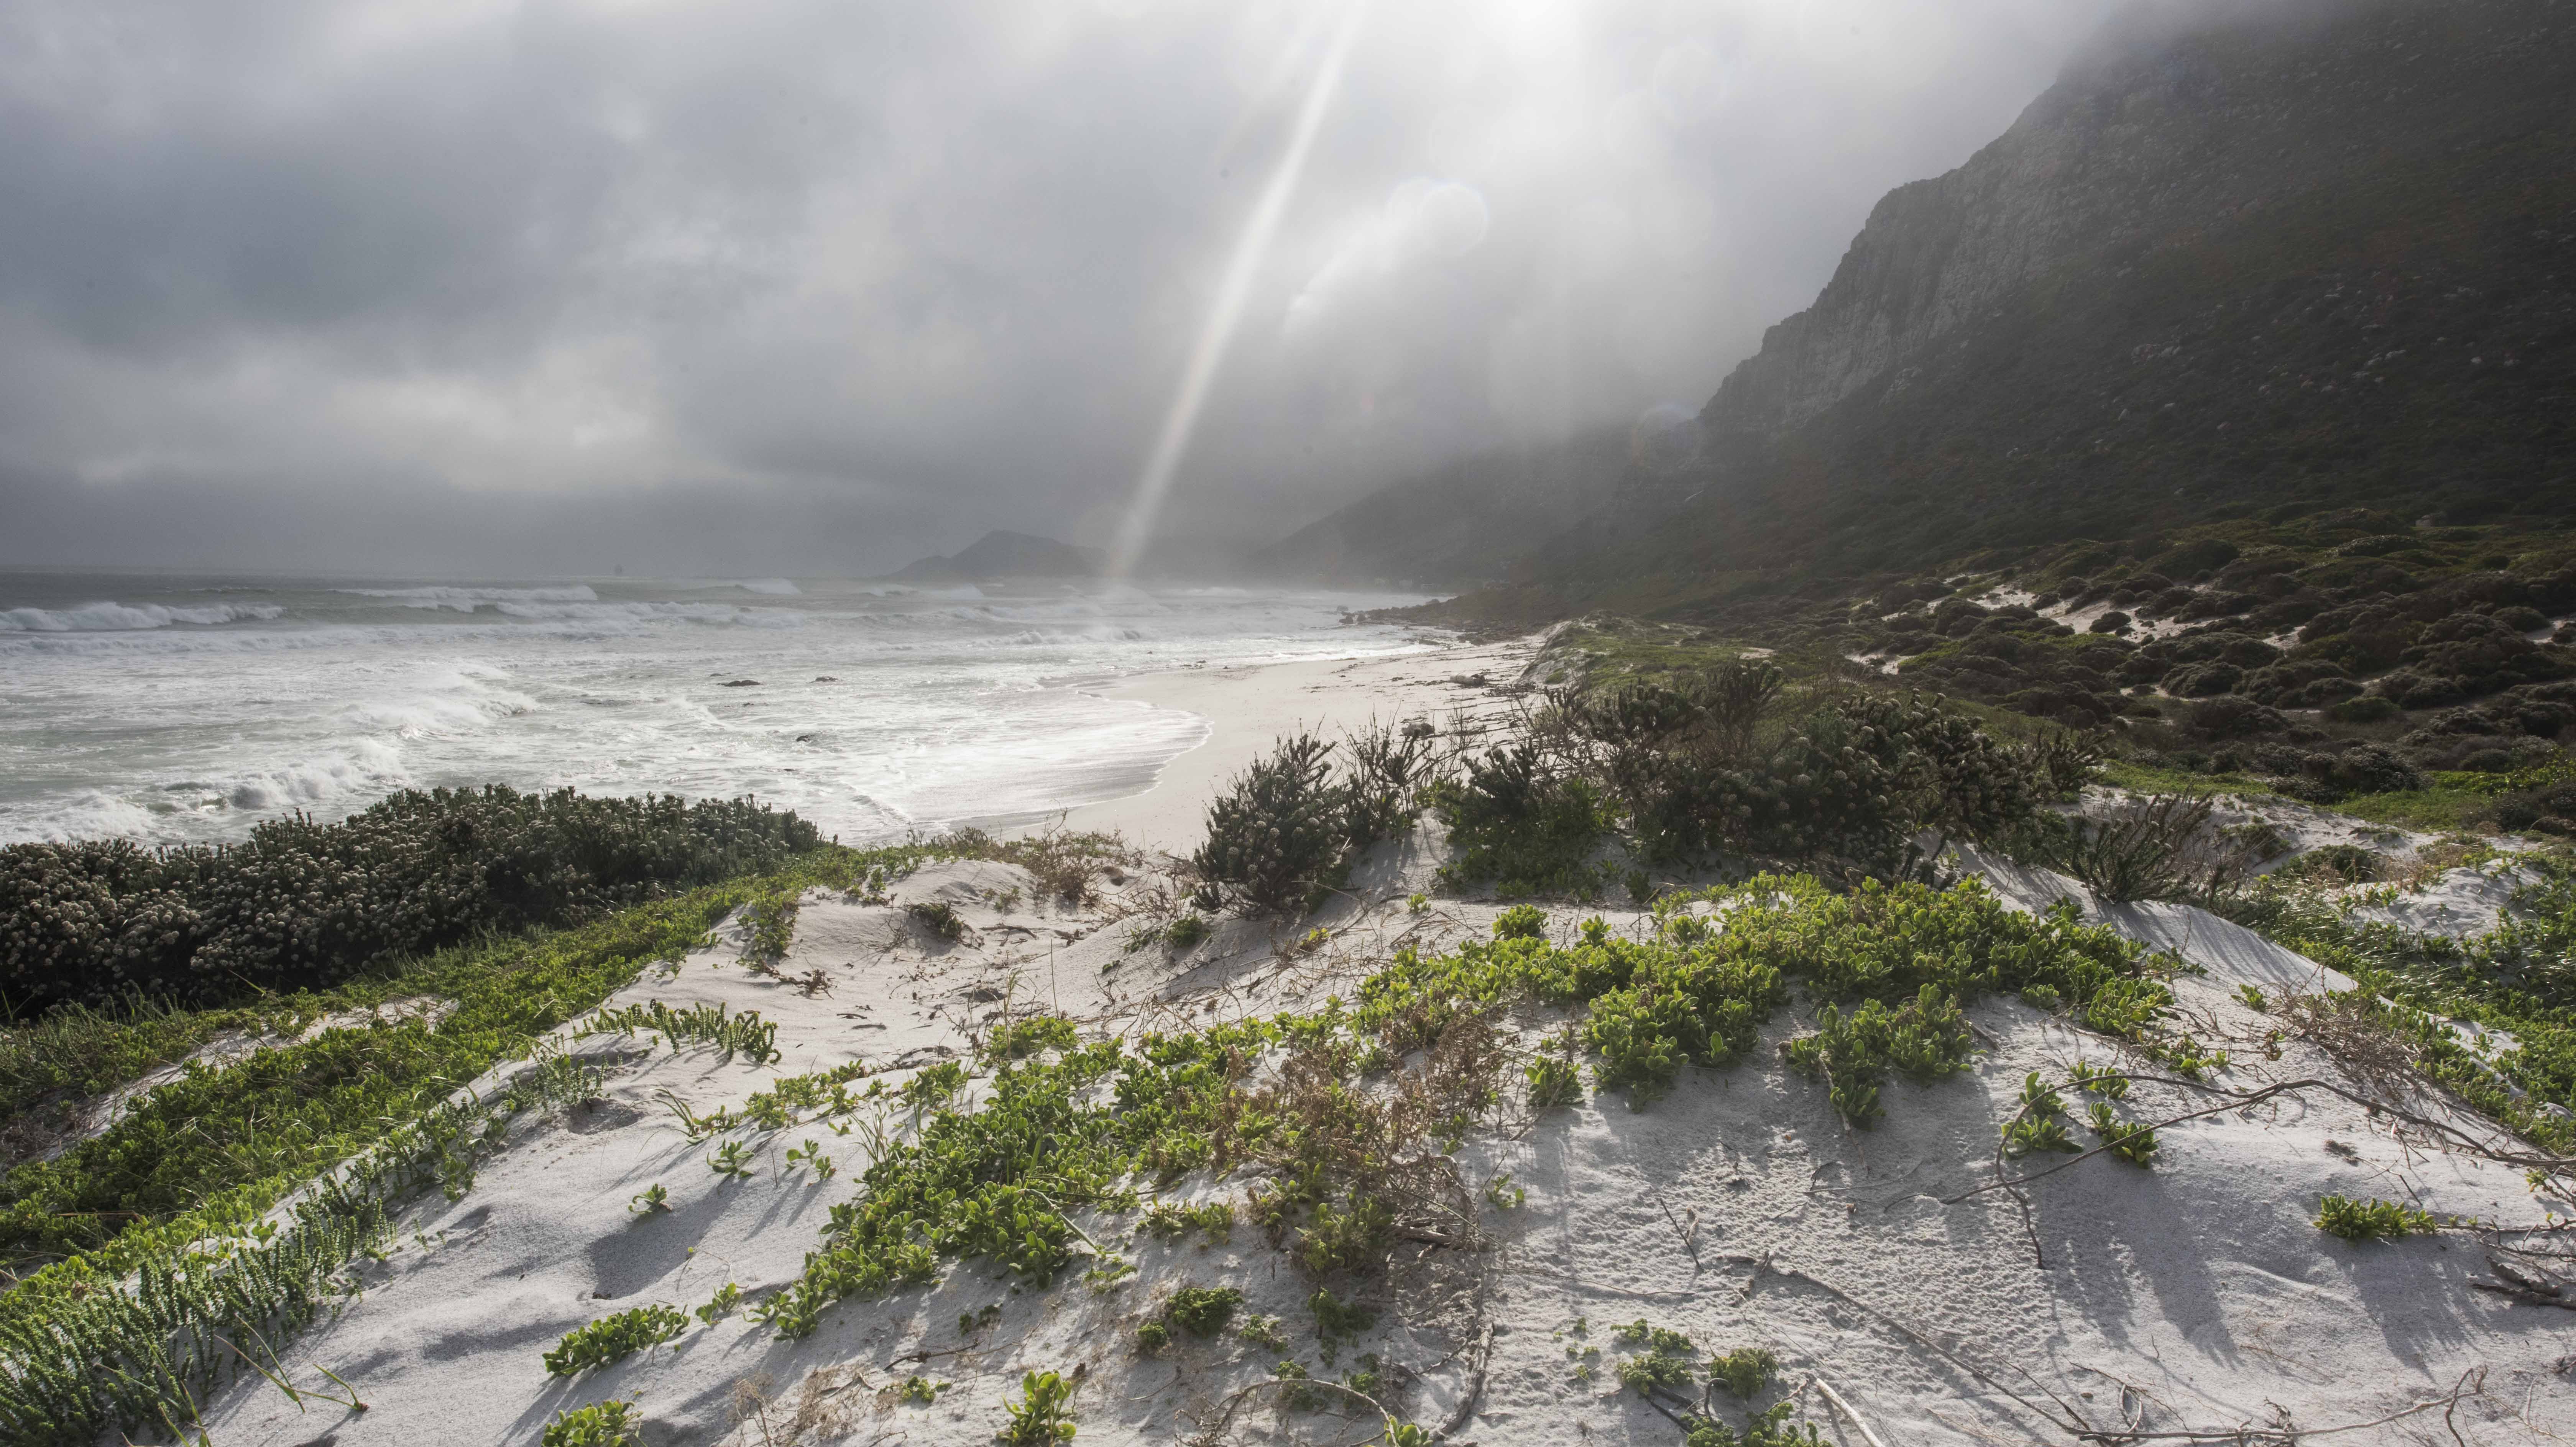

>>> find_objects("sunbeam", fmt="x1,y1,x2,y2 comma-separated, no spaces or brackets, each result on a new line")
1105,1,1368,580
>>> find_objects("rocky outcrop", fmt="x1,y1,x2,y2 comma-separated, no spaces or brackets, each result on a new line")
1703,0,2544,438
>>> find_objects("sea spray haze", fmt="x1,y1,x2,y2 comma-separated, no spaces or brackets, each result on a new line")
0,571,1433,847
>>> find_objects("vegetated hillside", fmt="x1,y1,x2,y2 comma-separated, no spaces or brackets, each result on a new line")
1249,428,1646,589
1291,0,2573,605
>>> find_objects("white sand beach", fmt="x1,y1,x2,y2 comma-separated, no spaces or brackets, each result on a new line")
1050,632,1543,855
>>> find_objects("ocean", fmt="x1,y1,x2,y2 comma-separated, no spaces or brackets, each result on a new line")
0,570,1436,848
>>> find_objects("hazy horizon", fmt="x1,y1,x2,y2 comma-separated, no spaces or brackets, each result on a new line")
3,0,2132,578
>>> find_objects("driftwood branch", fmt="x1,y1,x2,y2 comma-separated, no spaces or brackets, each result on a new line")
1813,1375,1891,1447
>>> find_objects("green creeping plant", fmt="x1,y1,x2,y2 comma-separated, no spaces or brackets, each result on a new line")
696,1281,742,1325
2086,1101,2157,1166
708,1139,756,1180
542,1399,641,1447
784,1140,837,1179
1710,1345,1779,1399
996,1370,1078,1445
543,1305,688,1376
2315,1194,2442,1241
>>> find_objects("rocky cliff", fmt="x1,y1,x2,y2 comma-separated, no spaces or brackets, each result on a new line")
1703,0,2566,440
1271,0,2576,600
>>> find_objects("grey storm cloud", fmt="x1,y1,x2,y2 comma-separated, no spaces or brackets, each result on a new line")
0,0,2125,576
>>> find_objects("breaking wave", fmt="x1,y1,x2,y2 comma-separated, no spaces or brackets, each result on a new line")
0,601,285,632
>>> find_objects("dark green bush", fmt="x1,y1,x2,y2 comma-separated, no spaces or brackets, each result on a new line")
1341,719,1442,846
0,787,819,1012
1689,695,2045,874
2006,793,2254,902
1191,734,1351,915
1432,743,1615,896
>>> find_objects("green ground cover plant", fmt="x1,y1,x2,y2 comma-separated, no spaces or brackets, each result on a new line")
2315,1194,2443,1242
0,837,950,1445
1784,986,1974,1127
737,873,2190,1355
1710,1346,1778,1400
2085,1101,2160,1166
543,1304,688,1376
986,1015,1079,1060
1612,1319,1699,1393
996,1369,1078,1445
2209,856,2576,1150
2002,1074,2080,1157
0,820,2191,1442
1162,1284,1243,1337
1353,875,2186,1110
542,1399,642,1447
1139,1198,1233,1242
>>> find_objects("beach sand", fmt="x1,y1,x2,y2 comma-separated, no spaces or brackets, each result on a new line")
1047,631,1546,854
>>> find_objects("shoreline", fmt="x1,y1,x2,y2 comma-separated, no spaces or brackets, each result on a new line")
1037,630,1546,855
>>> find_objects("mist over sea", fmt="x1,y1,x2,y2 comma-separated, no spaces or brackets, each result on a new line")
0,570,1436,848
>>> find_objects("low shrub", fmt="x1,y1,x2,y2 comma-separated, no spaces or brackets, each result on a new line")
1710,1345,1779,1399
1433,742,1616,897
2315,1194,2441,1242
1,786,819,1011
1191,734,1355,914
1163,1284,1244,1337
2007,793,2256,901
1342,718,1442,845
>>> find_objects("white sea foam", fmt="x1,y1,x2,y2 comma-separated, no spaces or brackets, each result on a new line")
339,584,602,612
734,578,801,596
1,576,1435,848
488,600,804,627
0,600,284,631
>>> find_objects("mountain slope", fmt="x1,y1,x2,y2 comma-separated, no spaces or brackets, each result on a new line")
1247,428,1647,589
893,530,1103,580
1276,0,2576,607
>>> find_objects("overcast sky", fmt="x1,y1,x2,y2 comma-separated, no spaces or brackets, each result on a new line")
0,0,2126,577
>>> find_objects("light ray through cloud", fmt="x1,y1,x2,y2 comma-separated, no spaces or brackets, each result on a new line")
1106,1,1368,579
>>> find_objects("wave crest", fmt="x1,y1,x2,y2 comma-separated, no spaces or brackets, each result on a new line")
0,601,285,632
